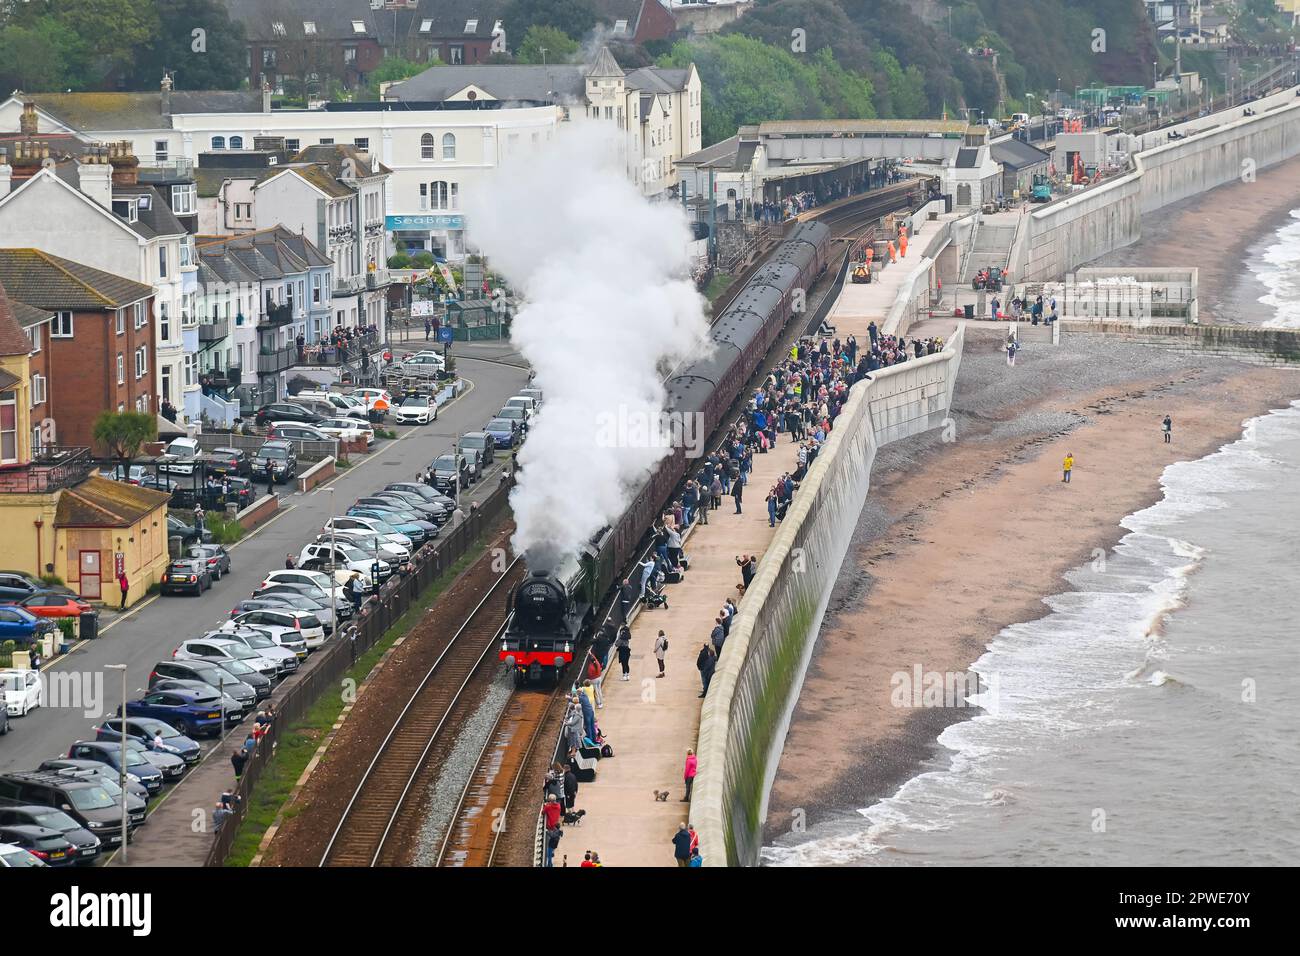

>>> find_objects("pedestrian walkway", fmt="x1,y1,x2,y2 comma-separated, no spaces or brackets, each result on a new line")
573,437,806,867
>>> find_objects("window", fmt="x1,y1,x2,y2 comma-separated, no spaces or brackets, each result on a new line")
449,44,464,64
135,302,147,329
135,346,148,379
419,182,427,210
179,239,193,268
30,374,46,407
302,21,316,35
351,20,365,34
285,137,300,152
117,354,125,385
344,46,357,65
354,137,370,151
171,184,196,215
235,203,252,220
183,353,196,388
318,137,334,146
160,367,171,403
211,136,226,150
154,140,168,162
159,246,168,279
53,311,73,338
25,326,39,353
272,21,286,36
465,19,478,33
116,309,125,334
160,303,170,342
442,132,456,159
312,273,322,303
614,19,628,35
0,394,15,464
605,106,613,120
428,181,457,210
229,135,244,149
420,18,432,33
262,48,276,68
421,132,435,160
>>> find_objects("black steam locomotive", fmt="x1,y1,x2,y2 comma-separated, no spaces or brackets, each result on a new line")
499,221,832,684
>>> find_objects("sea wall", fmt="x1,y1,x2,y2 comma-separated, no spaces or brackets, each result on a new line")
1060,320,1300,366
690,324,965,866
1013,93,1300,282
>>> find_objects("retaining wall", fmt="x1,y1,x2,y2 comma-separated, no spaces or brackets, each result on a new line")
1060,319,1300,366
235,494,279,531
691,324,965,866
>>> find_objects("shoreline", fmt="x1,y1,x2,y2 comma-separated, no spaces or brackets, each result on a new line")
763,329,1299,853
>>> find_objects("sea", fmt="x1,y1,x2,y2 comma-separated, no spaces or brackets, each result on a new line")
1251,208,1300,329
764,396,1300,864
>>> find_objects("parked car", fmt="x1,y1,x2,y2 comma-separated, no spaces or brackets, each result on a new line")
268,422,333,443
374,489,452,520
354,500,441,534
99,463,147,484
323,516,413,551
318,529,409,563
495,405,529,433
259,568,340,596
147,679,248,725
384,482,455,509
254,402,324,426
293,390,370,420
297,543,390,588
224,476,255,509
0,605,59,645
167,513,212,546
0,570,76,603
0,806,99,865
347,507,433,544
148,660,259,709
14,591,94,619
519,386,544,408
174,638,280,682
114,736,187,782
155,436,201,477
0,769,138,843
0,824,78,866
185,543,232,580
396,394,437,425
66,741,164,794
115,695,224,745
1,668,42,717
252,440,298,483
462,448,483,484
33,762,150,812
483,418,519,449
503,395,537,419
201,446,252,478
159,558,212,596
254,578,351,620
229,598,326,641
431,453,471,493
209,624,305,668
350,388,393,415
317,417,374,446
96,716,201,765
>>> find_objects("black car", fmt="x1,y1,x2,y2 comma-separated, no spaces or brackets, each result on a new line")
224,476,254,508
430,453,471,493
148,660,260,708
0,823,80,866
0,770,137,845
0,806,100,865
36,761,150,805
252,440,298,483
66,741,164,794
167,514,213,546
254,402,324,426
202,447,252,478
160,558,211,595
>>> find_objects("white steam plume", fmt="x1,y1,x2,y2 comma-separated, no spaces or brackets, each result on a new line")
468,123,709,572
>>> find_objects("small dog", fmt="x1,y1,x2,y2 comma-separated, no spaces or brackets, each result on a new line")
653,790,670,802
563,808,587,826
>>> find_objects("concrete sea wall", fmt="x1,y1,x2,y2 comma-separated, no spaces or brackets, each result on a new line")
1061,319,1300,366
690,323,965,866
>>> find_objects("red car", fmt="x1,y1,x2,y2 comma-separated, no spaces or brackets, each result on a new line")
17,592,94,619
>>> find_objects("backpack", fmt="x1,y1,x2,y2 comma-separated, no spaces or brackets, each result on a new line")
660,637,668,652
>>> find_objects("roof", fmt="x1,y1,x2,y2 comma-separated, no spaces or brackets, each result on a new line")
0,279,33,357
16,92,265,131
389,64,588,103
679,135,740,170
195,226,330,280
223,0,381,41
586,46,623,79
112,185,188,239
195,166,261,199
624,67,690,94
955,147,980,168
55,476,170,528
291,143,389,178
0,368,19,390
990,138,1050,169
0,250,153,310
264,164,354,199
743,119,970,136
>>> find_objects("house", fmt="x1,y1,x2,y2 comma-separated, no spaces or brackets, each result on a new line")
0,279,170,605
676,134,768,223
223,0,386,93
0,251,157,450
0,121,198,425
990,138,1051,198
588,0,679,44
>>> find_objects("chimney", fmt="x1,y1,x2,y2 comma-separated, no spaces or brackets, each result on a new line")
19,102,38,136
108,140,139,186
0,149,11,197
161,72,173,116
78,148,112,208
262,78,272,113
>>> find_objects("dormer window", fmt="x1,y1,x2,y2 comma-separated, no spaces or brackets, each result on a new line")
351,20,365,34
614,20,628,35
465,19,478,33
272,21,286,37
137,195,151,210
420,19,432,33
303,21,316,35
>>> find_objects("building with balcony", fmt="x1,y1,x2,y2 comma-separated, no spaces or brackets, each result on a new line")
0,279,170,602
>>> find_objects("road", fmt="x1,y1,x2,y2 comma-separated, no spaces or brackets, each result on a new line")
0,350,529,775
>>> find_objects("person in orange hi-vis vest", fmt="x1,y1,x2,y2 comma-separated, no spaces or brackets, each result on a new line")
899,234,908,257
886,240,897,263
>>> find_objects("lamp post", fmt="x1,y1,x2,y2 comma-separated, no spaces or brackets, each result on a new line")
105,663,128,863
327,486,339,626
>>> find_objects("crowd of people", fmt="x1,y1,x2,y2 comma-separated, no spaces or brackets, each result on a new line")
989,292,1058,325
295,324,382,366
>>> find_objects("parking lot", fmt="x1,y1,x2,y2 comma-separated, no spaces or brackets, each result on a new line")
0,350,528,864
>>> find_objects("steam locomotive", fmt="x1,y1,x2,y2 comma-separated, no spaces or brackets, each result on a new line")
500,221,832,684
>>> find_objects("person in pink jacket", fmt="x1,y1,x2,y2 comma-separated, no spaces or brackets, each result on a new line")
682,748,698,802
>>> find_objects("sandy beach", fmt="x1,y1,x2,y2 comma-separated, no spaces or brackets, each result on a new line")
764,326,1299,848
1091,152,1300,325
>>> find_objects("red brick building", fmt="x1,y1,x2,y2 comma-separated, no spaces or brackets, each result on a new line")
0,250,156,452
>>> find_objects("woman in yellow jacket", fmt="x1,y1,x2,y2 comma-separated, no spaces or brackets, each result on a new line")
1062,453,1074,483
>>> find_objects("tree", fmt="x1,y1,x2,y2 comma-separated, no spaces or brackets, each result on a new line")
502,0,596,48
56,0,159,83
357,57,430,101
129,0,247,91
92,410,156,461
0,20,77,91
515,25,579,65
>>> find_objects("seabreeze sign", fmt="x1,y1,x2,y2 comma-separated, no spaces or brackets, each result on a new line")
386,214,465,231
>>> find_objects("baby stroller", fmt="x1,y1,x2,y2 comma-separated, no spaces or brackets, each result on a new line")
644,574,669,610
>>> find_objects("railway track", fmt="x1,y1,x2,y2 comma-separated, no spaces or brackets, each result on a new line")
318,556,525,867
815,180,929,239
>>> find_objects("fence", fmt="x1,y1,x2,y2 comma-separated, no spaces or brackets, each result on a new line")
194,432,338,463
204,478,513,866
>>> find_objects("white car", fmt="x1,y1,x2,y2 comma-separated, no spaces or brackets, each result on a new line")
298,543,391,588
317,529,410,563
396,395,437,425
0,668,42,717
0,843,46,867
318,417,375,446
323,516,413,551
207,626,305,670
351,388,393,413
504,395,537,419
270,422,333,442
174,638,281,682
221,610,327,651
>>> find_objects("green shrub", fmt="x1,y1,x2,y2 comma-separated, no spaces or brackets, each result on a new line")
57,619,76,643
205,513,245,545
412,251,435,269
0,639,14,668
40,573,65,587
387,253,413,269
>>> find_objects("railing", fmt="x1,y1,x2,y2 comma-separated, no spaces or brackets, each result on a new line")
0,446,94,494
365,269,389,290
263,304,294,327
204,479,513,866
194,432,337,463
335,275,367,296
198,318,230,343
199,392,240,430
255,346,297,374
139,157,195,179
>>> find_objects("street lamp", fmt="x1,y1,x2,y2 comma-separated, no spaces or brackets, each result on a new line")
105,663,128,863
327,486,339,627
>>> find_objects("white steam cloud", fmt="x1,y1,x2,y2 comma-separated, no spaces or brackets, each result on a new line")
468,123,708,572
